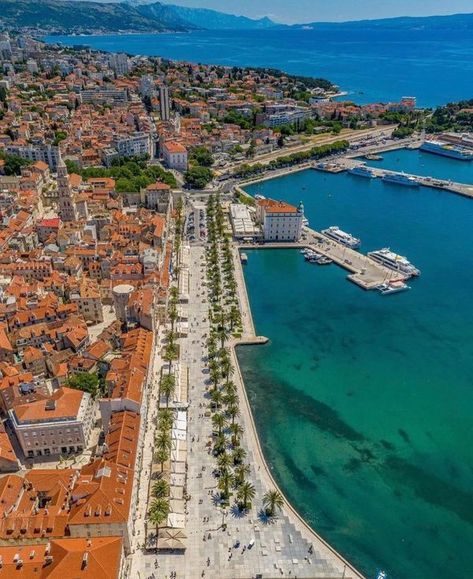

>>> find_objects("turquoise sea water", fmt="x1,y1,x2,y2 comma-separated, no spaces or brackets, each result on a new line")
45,28,473,106
238,169,473,578
362,149,473,185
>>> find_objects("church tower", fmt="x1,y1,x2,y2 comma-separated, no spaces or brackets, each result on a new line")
57,149,78,222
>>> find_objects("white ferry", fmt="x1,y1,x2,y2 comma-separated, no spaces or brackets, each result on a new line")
321,226,361,249
368,248,420,277
382,173,419,187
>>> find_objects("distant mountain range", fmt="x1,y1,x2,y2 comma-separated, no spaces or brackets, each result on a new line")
0,0,279,32
162,4,277,30
0,0,471,34
300,12,473,31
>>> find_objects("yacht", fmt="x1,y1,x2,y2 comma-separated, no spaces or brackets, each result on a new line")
348,165,376,179
368,248,420,277
382,173,419,187
377,281,410,295
254,194,266,200
321,226,361,249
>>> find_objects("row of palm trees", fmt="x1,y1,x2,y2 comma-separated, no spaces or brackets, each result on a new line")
204,195,284,518
147,199,185,547
148,408,174,542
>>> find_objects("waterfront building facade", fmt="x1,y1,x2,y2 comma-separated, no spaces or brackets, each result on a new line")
256,198,304,242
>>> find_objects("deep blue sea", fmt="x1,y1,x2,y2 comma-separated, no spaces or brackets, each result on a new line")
240,167,473,579
46,28,473,107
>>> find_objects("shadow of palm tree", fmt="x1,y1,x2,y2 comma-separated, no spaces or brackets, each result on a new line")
257,508,275,525
211,492,224,507
230,503,247,519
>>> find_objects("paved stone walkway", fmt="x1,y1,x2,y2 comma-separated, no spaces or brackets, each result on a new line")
130,243,363,579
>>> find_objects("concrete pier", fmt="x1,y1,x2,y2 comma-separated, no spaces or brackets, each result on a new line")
305,228,408,289
238,229,409,291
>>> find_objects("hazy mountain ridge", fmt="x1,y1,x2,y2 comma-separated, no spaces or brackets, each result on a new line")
300,12,473,31
0,0,190,32
163,4,278,30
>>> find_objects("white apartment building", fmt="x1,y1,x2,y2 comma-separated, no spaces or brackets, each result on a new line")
162,141,188,171
113,132,152,158
9,387,94,458
256,198,304,242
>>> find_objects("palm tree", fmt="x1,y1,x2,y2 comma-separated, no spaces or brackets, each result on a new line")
226,404,240,425
148,498,170,547
263,490,284,518
217,451,232,472
212,412,226,436
220,358,234,384
154,448,169,473
228,423,243,447
160,373,176,407
234,463,250,486
168,303,178,332
152,478,169,499
158,408,174,431
169,286,179,301
228,304,241,330
210,388,223,410
223,391,238,408
232,446,246,466
223,381,237,397
218,470,234,501
209,367,220,391
213,433,227,456
155,431,172,455
237,481,255,511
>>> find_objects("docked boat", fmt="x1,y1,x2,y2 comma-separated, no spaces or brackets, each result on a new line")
254,194,266,200
420,140,473,161
302,217,309,227
316,256,333,265
364,153,383,161
240,253,248,264
368,248,420,277
382,173,419,187
321,226,361,249
377,281,410,295
348,165,376,179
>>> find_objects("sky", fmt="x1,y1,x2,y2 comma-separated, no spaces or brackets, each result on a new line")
165,0,473,24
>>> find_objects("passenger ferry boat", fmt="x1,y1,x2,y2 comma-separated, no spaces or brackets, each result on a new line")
420,140,473,161
382,173,419,187
321,226,361,249
368,248,420,277
348,165,376,179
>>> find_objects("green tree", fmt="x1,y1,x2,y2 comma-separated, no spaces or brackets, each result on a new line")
190,145,214,167
152,478,170,499
160,373,176,407
263,490,284,517
148,498,170,545
237,481,255,511
66,372,99,397
184,166,214,189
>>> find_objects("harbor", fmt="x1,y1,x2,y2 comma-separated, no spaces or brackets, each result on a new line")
239,226,415,292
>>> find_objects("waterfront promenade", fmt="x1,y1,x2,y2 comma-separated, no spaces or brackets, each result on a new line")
132,242,364,579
